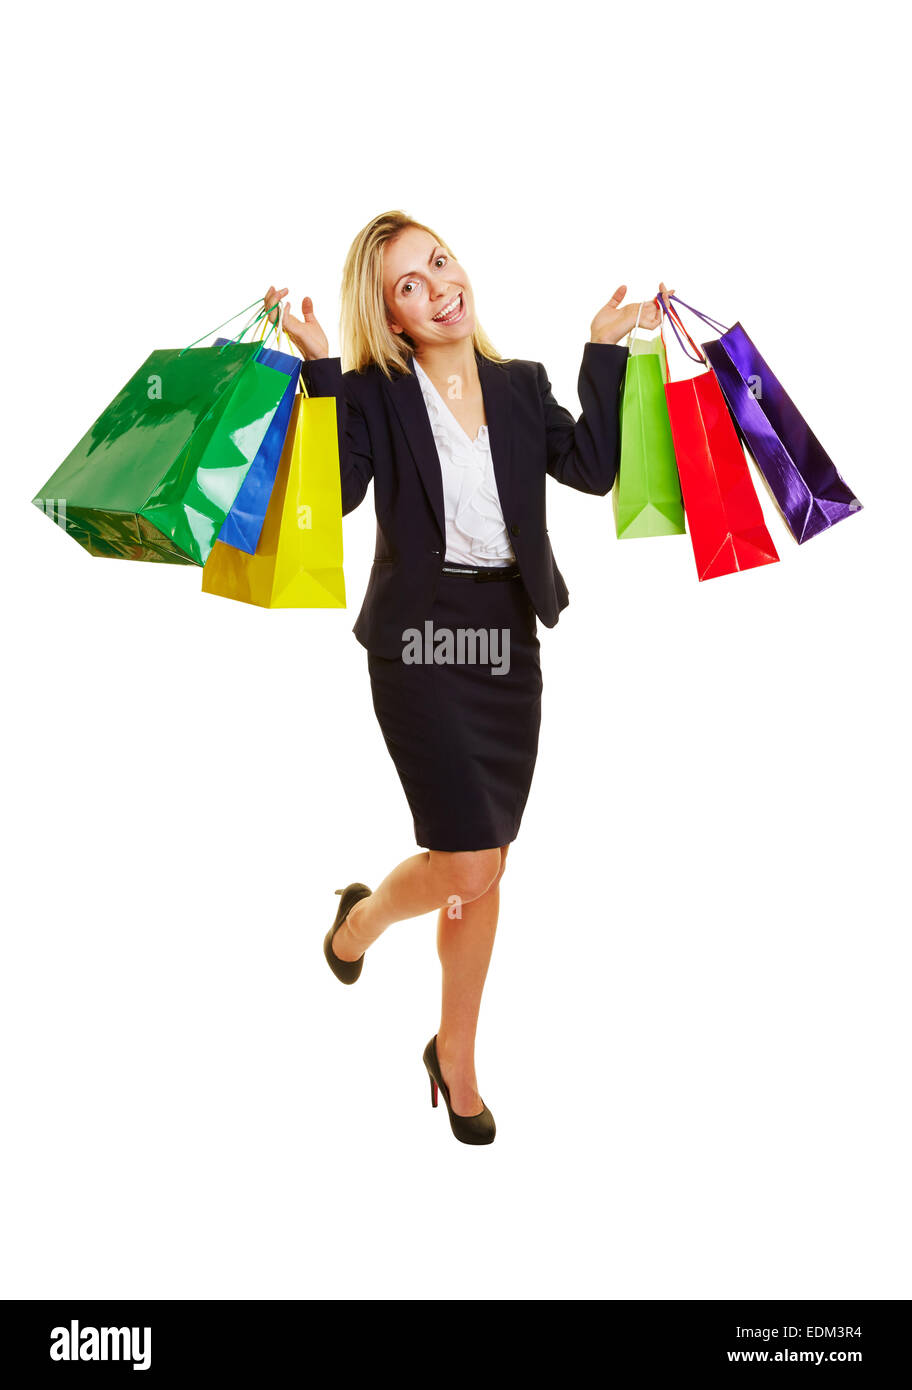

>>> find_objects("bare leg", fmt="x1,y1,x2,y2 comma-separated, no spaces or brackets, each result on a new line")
331,847,502,962
436,845,509,1116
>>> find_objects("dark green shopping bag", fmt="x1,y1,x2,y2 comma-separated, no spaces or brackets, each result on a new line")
613,316,685,539
32,307,290,565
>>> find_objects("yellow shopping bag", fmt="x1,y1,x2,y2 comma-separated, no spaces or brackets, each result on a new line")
201,383,346,609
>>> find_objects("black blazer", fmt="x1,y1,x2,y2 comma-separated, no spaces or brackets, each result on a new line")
299,341,629,658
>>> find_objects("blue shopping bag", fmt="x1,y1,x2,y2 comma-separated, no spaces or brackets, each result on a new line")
214,338,302,553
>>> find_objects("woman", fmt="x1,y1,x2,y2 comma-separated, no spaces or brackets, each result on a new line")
264,212,669,1145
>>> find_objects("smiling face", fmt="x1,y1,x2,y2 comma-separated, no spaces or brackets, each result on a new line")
382,225,476,351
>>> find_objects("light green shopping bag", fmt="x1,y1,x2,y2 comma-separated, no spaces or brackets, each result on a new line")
613,308,685,538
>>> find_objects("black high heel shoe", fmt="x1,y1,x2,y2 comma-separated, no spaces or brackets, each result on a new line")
323,883,373,984
422,1035,496,1145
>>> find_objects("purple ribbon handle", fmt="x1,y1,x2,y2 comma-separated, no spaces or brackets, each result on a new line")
657,293,732,365
665,294,730,335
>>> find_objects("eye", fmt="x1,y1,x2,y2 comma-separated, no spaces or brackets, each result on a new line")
401,255,447,296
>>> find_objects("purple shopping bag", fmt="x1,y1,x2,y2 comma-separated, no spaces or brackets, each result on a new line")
662,295,862,544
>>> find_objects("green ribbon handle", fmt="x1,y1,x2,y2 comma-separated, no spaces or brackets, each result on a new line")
180,297,280,357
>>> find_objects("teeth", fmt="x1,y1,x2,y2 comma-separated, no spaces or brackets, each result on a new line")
433,294,462,321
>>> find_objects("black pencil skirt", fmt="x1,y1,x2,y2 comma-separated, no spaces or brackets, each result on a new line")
366,566,543,852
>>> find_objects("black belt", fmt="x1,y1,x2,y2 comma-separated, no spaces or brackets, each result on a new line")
440,562,521,583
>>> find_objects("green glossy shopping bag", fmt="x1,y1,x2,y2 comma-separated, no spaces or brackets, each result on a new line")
31,303,290,566
613,307,685,539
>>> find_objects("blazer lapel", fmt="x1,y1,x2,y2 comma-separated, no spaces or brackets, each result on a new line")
479,352,515,531
387,348,515,546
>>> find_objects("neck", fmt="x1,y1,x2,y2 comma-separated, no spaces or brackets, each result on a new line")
412,338,478,387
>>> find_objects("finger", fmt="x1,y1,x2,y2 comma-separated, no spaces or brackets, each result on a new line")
607,284,627,308
301,295,314,319
264,286,288,324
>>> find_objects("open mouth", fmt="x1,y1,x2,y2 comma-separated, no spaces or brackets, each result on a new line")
431,292,466,325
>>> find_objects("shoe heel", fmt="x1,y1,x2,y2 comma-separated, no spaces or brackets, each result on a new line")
422,1036,495,1145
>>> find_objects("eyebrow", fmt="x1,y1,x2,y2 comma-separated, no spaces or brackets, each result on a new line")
394,246,441,290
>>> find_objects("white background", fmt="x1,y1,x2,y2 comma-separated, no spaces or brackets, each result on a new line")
2,0,908,1300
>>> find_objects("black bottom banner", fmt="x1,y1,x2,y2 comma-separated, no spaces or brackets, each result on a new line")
2,1298,908,1377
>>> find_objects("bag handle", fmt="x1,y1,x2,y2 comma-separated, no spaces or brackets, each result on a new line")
662,293,730,336
627,295,671,353
256,312,283,352
220,293,310,396
251,294,309,395
626,297,653,351
626,298,644,350
656,290,738,381
234,303,280,352
655,293,711,381
268,326,309,397
179,298,280,357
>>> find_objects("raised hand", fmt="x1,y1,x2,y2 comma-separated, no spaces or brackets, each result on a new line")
263,286,329,361
590,282,675,343
590,285,631,345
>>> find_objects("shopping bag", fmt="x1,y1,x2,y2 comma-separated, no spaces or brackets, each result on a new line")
201,386,346,608
213,330,302,554
613,303,684,538
661,295,862,544
31,303,290,566
660,298,779,581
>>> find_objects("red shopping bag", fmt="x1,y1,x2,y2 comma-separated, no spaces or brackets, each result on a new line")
660,297,779,581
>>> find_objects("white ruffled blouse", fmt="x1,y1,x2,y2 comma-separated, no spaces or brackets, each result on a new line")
413,357,516,567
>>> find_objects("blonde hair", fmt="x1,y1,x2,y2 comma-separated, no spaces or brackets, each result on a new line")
338,210,510,378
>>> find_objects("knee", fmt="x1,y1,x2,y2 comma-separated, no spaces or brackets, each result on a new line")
483,846,509,896
439,849,503,904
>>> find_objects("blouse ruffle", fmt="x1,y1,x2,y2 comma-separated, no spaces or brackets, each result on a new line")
413,359,515,565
